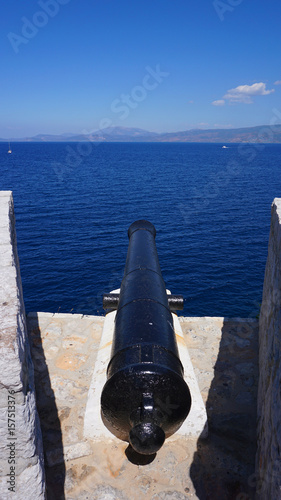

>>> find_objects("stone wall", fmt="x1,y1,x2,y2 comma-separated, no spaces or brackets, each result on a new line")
256,198,281,499
0,192,45,499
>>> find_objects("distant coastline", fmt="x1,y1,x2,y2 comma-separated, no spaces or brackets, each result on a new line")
2,124,281,143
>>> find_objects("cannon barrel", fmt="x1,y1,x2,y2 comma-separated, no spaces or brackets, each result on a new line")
101,220,191,455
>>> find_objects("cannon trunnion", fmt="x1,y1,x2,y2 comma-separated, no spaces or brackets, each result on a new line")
101,220,191,455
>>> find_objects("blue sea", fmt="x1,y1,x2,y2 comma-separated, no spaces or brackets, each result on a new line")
1,141,280,318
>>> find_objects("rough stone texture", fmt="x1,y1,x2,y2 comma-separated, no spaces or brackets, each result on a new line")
0,192,45,499
27,312,258,499
256,198,281,499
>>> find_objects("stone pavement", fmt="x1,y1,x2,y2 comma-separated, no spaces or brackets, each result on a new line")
27,313,258,500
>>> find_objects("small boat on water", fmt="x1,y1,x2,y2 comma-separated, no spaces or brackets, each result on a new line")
222,145,228,149
8,142,12,154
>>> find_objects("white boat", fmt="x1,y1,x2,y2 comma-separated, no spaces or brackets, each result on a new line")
8,142,12,154
222,145,228,149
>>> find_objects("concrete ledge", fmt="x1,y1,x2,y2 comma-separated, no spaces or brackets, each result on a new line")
83,308,208,442
0,192,45,499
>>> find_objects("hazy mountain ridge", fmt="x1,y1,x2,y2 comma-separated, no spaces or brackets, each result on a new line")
2,125,281,143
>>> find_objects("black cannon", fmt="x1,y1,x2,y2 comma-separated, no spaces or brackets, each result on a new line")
101,220,191,455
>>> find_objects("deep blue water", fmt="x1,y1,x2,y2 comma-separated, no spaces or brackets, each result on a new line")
1,141,280,317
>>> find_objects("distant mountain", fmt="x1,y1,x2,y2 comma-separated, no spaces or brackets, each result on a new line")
1,125,281,143
158,125,281,143
2,127,158,143
94,126,159,138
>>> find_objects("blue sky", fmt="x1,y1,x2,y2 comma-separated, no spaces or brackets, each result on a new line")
1,0,281,138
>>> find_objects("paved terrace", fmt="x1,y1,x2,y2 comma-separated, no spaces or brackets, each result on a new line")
27,312,258,500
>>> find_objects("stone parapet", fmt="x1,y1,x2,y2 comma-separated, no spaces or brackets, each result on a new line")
0,192,45,499
256,198,281,499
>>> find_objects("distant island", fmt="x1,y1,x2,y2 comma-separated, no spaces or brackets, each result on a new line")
2,125,281,143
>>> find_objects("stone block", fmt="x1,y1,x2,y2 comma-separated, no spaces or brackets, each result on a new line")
256,198,281,499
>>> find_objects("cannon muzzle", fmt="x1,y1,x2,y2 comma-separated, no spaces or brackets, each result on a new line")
101,220,191,455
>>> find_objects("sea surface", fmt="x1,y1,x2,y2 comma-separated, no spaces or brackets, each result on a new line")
1,141,281,318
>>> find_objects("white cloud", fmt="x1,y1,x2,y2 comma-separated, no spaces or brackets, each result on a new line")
223,82,275,104
212,99,225,106
274,80,281,85
214,123,233,129
197,122,209,128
